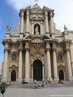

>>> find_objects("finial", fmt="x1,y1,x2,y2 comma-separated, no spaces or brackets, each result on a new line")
6,24,11,33
64,25,68,31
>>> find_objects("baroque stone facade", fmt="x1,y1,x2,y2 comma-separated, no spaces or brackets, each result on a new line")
2,4,73,82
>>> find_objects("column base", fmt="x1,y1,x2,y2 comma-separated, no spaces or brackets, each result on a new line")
25,32,30,36
24,78,30,82
2,78,8,82
47,77,52,81
17,78,23,83
68,77,73,81
52,33,55,39
54,77,59,81
45,32,50,38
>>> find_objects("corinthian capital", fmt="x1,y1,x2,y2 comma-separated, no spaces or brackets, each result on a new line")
4,43,9,50
45,11,48,16
50,11,54,17
19,43,23,50
20,9,24,17
65,43,70,51
52,43,56,51
45,42,50,52
25,42,30,50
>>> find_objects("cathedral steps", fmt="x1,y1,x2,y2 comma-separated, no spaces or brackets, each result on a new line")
8,81,73,88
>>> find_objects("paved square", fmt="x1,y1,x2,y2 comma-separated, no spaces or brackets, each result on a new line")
0,87,73,97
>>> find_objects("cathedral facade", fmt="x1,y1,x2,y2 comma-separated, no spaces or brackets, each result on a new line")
2,4,73,82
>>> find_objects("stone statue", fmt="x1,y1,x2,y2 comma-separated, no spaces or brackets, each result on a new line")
64,25,68,32
35,26,39,35
6,24,11,33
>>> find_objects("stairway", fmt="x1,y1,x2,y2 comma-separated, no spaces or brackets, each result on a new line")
8,81,73,88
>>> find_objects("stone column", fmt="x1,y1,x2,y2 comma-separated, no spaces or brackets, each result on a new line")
45,43,52,81
41,21,43,35
50,11,54,33
45,11,49,33
18,43,23,82
66,43,72,80
25,42,30,82
26,10,30,33
3,43,9,81
31,21,34,35
30,64,33,81
20,9,24,33
20,9,24,39
52,43,58,81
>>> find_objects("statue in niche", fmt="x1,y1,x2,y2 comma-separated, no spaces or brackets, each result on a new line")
35,25,40,35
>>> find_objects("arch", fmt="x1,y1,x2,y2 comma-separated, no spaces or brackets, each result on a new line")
34,24,40,35
33,59,42,81
59,70,64,81
31,55,44,65
11,70,16,81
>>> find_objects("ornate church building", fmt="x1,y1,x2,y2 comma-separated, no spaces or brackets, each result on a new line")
2,4,73,82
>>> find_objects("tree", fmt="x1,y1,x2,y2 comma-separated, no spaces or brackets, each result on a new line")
0,82,7,97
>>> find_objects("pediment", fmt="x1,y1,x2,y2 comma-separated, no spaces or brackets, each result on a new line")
9,65,18,68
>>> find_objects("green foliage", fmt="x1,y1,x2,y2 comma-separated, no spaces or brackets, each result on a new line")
0,82,7,95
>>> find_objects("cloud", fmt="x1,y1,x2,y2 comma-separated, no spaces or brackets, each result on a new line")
7,0,34,11
6,0,73,31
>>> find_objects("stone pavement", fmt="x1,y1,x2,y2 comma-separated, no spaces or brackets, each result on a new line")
0,87,73,97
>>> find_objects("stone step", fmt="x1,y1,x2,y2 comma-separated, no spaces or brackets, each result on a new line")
8,81,73,88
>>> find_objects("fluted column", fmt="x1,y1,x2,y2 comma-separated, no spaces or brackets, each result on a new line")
66,43,72,80
50,11,54,33
45,43,52,81
25,42,30,82
18,43,23,82
26,10,30,33
52,43,58,81
2,43,9,81
45,11,49,33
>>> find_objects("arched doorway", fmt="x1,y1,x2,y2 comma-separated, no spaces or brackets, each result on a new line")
59,70,64,81
33,59,42,81
11,70,16,81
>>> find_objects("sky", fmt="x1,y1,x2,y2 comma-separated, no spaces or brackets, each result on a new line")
0,0,73,62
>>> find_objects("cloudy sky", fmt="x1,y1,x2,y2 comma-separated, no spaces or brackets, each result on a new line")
0,0,73,61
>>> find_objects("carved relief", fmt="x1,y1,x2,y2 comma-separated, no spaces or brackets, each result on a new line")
30,14,45,21
30,43,45,64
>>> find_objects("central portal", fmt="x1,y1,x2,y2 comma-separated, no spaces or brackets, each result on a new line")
33,59,42,81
